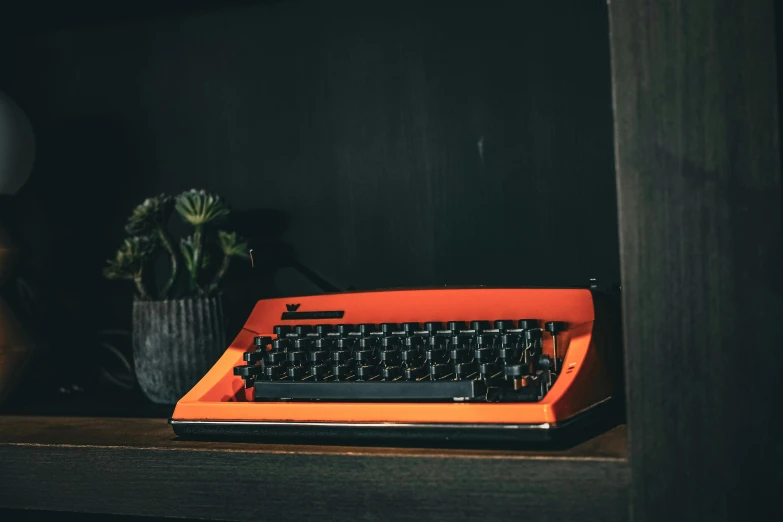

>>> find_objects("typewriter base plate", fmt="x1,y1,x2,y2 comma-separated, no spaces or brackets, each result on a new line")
170,397,611,444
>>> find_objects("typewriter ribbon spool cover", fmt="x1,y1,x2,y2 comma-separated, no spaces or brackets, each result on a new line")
169,287,621,443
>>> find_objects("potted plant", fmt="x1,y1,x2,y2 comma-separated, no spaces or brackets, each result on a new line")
103,189,248,404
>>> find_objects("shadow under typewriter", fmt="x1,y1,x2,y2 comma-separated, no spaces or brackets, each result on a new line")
170,287,624,445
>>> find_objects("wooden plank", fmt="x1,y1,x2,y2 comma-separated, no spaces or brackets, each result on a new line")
608,1,783,521
0,416,629,521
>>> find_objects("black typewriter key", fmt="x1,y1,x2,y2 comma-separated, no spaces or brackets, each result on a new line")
426,348,449,364
474,345,497,363
494,320,515,331
424,322,443,333
234,364,265,378
264,365,287,380
447,321,468,332
429,364,452,380
266,351,288,365
294,338,313,352
479,362,501,379
453,362,478,380
336,324,355,336
405,336,423,348
450,348,471,363
401,322,421,335
314,338,334,351
358,337,377,349
518,319,539,330
331,350,353,363
538,355,553,370
525,329,543,339
332,364,353,380
243,351,266,363
355,350,377,364
504,364,526,377
379,323,399,335
380,337,402,350
287,351,306,365
310,364,330,380
315,324,334,337
309,351,329,363
404,366,428,380
401,350,424,366
273,325,292,337
545,321,567,333
355,365,378,381
271,338,289,352
336,338,354,349
498,346,521,362
295,324,314,337
287,366,306,380
358,323,377,336
382,366,403,380
470,320,491,332
381,350,402,365
427,335,446,348
254,335,272,347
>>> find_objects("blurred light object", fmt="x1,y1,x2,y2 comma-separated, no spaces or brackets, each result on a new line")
0,89,35,195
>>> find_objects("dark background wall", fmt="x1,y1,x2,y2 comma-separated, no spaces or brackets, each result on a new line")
0,0,618,393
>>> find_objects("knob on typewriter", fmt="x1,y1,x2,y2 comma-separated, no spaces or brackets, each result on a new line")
380,337,401,350
448,321,468,332
315,324,334,336
453,362,477,380
355,365,380,381
382,366,403,380
272,338,289,352
295,324,314,337
294,338,313,351
266,351,287,365
494,320,515,331
254,336,272,347
379,323,399,335
524,329,543,341
518,319,539,330
273,325,292,337
358,323,377,336
429,363,451,380
314,338,334,351
336,338,354,350
401,322,421,334
336,324,355,336
470,320,491,331
405,336,423,348
424,322,443,333
545,321,567,333
333,364,353,380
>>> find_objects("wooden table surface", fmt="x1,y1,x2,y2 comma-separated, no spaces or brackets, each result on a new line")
0,416,629,521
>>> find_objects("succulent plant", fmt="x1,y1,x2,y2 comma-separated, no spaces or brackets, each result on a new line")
175,189,230,226
103,236,158,299
104,189,248,299
125,194,174,235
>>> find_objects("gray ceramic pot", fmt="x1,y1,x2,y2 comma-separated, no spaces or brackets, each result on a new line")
132,296,226,404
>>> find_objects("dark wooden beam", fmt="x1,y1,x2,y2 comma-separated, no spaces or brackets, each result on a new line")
0,416,630,521
608,1,783,521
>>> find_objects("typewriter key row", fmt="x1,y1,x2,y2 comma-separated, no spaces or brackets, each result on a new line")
234,318,568,401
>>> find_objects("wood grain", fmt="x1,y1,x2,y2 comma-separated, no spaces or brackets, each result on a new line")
608,1,783,521
0,416,629,521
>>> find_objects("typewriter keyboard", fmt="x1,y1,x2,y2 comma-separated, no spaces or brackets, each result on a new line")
234,319,569,402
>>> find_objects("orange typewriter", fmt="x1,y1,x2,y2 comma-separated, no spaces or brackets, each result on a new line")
170,286,622,442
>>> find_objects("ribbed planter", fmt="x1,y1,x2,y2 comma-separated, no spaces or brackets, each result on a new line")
132,296,226,404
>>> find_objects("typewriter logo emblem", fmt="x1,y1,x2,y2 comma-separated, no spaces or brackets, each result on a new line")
286,304,301,312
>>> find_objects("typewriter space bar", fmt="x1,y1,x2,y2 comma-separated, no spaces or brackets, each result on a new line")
254,380,485,400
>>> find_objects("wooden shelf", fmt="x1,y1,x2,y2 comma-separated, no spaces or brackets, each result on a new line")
0,415,628,521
